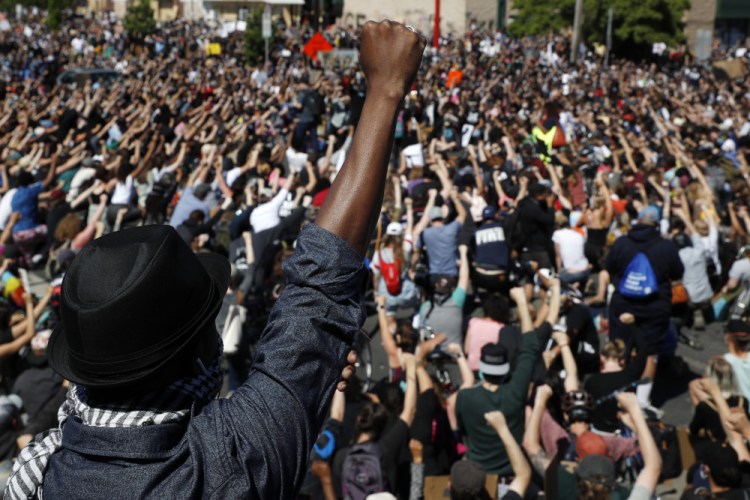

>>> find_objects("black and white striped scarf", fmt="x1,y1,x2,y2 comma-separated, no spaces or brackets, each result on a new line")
4,340,224,500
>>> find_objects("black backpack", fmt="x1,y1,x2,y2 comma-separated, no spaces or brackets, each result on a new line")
341,442,386,500
647,419,682,481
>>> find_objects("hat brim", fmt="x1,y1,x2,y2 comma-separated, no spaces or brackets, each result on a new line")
479,360,509,376
48,252,231,389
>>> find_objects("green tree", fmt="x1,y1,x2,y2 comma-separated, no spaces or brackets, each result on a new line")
124,0,156,37
244,7,271,64
46,0,62,30
508,0,690,57
508,0,575,38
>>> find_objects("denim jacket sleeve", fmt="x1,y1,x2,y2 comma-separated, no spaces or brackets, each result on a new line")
217,223,366,498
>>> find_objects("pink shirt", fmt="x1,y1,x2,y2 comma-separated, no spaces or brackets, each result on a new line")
466,318,503,371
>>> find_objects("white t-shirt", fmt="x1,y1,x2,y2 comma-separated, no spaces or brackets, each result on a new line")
111,176,134,205
0,188,17,230
285,148,308,173
250,188,288,233
729,258,750,286
67,167,96,202
552,228,589,272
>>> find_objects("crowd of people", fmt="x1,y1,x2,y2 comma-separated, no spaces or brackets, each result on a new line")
0,10,750,500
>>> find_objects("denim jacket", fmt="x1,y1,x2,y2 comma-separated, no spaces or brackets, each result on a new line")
42,224,366,499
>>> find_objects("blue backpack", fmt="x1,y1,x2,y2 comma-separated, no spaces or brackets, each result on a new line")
618,251,658,298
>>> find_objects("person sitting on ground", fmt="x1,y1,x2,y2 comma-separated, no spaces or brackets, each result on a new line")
689,356,750,461
723,319,750,401
583,313,649,434
455,283,559,481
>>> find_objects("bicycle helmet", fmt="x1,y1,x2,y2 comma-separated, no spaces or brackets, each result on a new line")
562,390,594,423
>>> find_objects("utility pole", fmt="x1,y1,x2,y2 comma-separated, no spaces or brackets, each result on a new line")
433,0,440,48
570,0,584,63
605,6,613,67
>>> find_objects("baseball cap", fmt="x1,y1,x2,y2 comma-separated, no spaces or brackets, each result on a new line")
576,454,616,487
577,431,609,459
428,206,444,221
385,222,404,237
703,442,742,488
482,206,496,220
479,343,510,377
450,460,491,499
637,206,660,224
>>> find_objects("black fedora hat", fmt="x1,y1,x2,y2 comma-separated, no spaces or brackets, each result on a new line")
47,225,230,389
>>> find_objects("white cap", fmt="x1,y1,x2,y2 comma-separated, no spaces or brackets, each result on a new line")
385,222,404,237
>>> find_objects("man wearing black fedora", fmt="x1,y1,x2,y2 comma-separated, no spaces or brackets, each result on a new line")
5,21,426,500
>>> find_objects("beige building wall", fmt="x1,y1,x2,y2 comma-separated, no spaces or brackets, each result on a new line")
683,0,717,55
342,0,484,35
465,0,496,31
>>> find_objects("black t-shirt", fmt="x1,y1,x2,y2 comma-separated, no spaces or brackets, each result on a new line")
12,365,64,421
46,201,73,244
517,197,554,253
690,396,749,443
583,325,648,432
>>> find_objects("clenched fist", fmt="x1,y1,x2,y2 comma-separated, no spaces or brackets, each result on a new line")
359,21,426,101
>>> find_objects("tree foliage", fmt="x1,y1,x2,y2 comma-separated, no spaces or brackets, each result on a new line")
244,7,270,64
46,0,62,30
508,0,691,56
124,0,156,37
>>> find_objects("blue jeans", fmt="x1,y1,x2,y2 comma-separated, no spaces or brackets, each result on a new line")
559,268,590,285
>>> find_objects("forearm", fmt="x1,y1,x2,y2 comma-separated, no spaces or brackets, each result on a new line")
524,402,549,473
560,345,579,392
316,93,401,254
456,352,474,389
498,426,531,496
516,297,533,333
400,366,417,426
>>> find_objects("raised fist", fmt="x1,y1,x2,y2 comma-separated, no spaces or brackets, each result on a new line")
359,21,426,101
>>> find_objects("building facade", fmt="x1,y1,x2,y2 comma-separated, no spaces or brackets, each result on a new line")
685,0,750,58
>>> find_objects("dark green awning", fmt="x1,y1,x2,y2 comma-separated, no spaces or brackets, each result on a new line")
717,0,750,19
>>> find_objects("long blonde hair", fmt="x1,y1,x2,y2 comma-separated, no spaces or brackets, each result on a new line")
706,356,739,400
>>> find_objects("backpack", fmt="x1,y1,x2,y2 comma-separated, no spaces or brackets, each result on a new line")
309,90,325,117
647,420,682,481
341,442,385,500
618,251,658,299
378,249,403,296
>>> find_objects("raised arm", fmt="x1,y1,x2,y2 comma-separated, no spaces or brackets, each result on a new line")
486,411,531,498
0,293,35,359
457,244,470,291
400,353,418,426
552,330,579,392
617,393,662,495
315,22,425,254
523,385,554,475
223,23,425,499
376,295,401,369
